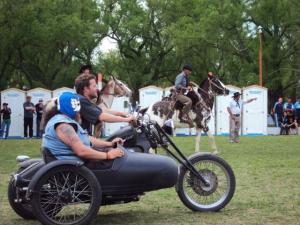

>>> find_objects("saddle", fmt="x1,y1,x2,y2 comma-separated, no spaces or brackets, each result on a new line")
168,89,199,111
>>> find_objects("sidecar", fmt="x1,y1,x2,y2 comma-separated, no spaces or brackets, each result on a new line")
8,147,178,225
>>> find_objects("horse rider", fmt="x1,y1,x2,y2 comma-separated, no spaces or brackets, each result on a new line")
175,64,193,126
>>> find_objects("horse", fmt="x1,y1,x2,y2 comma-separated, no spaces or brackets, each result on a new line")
144,74,229,153
93,76,133,137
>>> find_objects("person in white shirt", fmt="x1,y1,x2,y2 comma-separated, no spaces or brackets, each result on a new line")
227,92,257,143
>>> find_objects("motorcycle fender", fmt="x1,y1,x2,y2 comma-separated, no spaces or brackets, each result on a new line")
26,160,84,199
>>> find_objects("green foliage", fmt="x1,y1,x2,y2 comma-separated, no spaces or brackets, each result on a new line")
0,0,106,90
0,0,300,103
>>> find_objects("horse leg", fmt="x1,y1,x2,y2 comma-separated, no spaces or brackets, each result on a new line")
207,130,218,154
195,128,201,152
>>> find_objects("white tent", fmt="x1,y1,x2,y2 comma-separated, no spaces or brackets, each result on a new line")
27,88,52,104
52,87,75,98
242,85,268,135
27,88,52,137
139,86,163,108
216,85,241,135
103,96,130,137
0,88,26,138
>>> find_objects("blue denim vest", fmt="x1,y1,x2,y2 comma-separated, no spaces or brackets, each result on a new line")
42,114,90,161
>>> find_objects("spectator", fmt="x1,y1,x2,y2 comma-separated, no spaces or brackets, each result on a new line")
272,97,284,127
35,98,44,138
294,97,300,124
280,110,298,135
0,103,11,139
227,92,257,143
283,98,294,111
23,96,35,138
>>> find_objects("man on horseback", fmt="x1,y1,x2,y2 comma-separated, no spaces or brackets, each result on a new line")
175,64,193,126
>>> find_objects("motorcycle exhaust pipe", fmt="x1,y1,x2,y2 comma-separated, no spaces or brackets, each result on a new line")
16,155,30,162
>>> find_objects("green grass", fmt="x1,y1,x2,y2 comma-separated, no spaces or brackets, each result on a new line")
0,136,299,225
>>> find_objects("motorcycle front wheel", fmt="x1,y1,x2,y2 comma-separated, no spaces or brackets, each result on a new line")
177,153,235,212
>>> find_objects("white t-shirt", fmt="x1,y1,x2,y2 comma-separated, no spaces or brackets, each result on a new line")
229,99,245,114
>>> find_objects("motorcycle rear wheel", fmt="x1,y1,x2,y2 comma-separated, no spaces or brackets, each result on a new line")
31,165,101,225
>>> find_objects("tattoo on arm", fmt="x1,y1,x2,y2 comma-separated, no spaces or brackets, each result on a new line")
57,124,81,146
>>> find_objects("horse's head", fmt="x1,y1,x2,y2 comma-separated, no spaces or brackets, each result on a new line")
208,74,229,95
110,76,133,97
199,73,229,96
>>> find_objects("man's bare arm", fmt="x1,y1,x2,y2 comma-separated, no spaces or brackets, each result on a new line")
89,136,112,148
99,112,133,123
56,123,124,160
56,123,108,160
227,107,233,118
102,108,128,117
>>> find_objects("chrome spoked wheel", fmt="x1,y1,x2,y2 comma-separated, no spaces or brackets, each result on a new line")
31,165,101,225
177,154,235,212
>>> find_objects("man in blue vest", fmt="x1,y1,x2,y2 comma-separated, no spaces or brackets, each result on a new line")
42,92,124,162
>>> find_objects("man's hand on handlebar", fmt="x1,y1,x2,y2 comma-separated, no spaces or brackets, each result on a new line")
111,137,124,147
107,148,124,160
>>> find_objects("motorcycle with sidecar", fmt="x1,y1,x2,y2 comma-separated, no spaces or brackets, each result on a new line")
8,114,236,225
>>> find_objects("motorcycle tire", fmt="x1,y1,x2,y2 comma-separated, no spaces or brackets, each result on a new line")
31,165,101,225
177,153,235,212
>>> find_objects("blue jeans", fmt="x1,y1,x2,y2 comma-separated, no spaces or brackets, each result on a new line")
275,113,283,127
0,119,11,138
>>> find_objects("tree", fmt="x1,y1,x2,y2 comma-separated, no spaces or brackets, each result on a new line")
0,0,106,90
97,0,179,100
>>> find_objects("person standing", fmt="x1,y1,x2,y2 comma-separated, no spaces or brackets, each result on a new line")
294,97,300,124
227,92,257,143
283,97,294,111
23,96,35,138
0,103,12,139
35,98,44,138
174,64,193,126
272,97,284,127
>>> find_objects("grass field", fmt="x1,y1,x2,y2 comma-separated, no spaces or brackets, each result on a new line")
0,136,299,225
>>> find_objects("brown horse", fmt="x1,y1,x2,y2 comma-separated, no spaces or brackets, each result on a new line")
145,74,229,153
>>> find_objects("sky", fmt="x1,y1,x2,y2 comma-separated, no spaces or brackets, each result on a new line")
91,37,118,63
99,37,118,53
